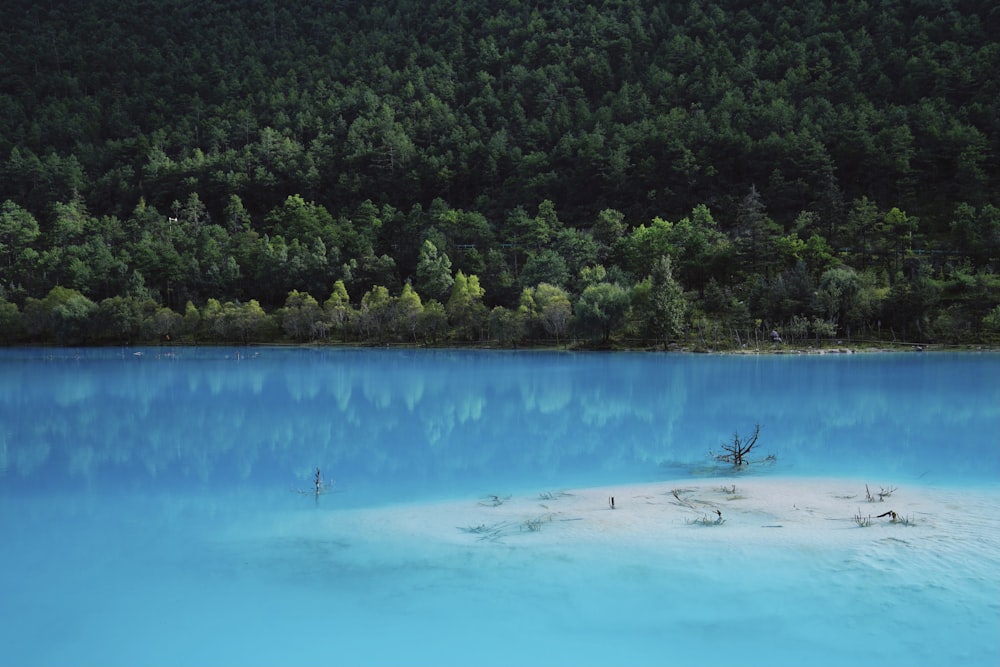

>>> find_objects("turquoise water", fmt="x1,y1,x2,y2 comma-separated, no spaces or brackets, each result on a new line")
1,348,998,666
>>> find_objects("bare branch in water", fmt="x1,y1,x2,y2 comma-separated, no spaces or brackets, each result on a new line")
710,424,774,467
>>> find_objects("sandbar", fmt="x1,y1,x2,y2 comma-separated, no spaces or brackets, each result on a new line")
269,477,1000,560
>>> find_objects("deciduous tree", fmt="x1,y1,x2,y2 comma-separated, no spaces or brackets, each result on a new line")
575,281,630,343
447,271,487,340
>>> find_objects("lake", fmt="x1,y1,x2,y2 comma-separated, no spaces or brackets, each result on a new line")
1,347,998,666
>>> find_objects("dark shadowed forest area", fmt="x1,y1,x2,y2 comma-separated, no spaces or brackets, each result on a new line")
1,0,998,348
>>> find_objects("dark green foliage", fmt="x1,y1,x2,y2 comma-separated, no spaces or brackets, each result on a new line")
635,256,687,346
0,0,996,346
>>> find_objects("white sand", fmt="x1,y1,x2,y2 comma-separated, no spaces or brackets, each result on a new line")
194,478,1000,667
261,477,1000,560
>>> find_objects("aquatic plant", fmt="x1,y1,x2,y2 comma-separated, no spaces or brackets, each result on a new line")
521,514,553,532
854,510,873,527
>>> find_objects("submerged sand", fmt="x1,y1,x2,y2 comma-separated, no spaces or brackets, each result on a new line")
205,476,1000,667
261,477,1000,559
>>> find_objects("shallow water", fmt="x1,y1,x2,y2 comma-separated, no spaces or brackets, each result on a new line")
1,347,998,666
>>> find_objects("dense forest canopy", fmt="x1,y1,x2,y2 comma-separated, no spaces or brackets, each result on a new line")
1,0,998,347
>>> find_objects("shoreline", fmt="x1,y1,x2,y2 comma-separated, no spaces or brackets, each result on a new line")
4,339,998,355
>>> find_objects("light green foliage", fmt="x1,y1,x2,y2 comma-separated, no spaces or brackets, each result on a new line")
488,306,525,347
22,286,97,345
529,282,573,343
621,217,674,280
281,289,324,341
214,299,270,343
394,282,424,342
323,279,351,338
575,281,630,343
358,285,393,342
446,271,487,340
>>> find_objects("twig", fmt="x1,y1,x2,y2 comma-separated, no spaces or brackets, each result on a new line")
875,510,913,526
458,521,516,541
479,494,512,507
670,488,696,510
520,514,554,532
686,509,725,526
878,486,897,500
865,484,897,502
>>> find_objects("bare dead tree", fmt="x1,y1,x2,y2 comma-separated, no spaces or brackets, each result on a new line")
712,424,763,467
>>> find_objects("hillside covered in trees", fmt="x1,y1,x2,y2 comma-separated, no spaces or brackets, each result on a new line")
1,0,998,347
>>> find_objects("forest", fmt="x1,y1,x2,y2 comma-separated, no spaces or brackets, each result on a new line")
1,0,998,348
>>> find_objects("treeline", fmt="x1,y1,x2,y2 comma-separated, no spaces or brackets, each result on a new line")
3,194,998,347
0,0,998,346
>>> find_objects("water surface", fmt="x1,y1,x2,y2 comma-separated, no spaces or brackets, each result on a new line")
1,348,998,666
